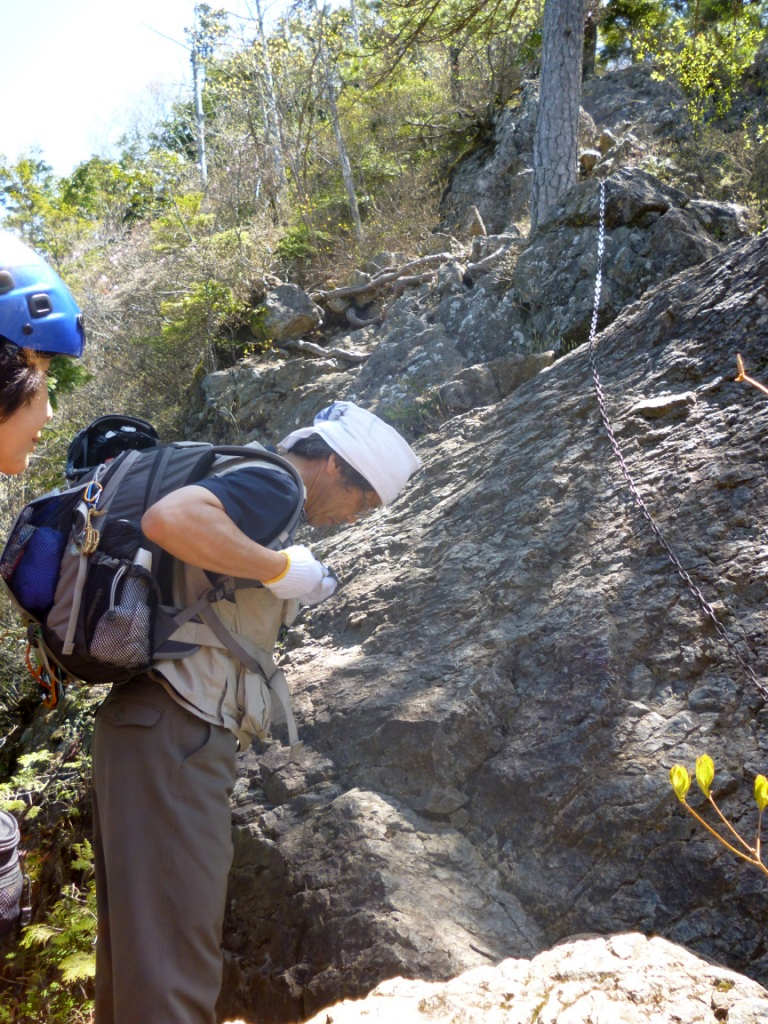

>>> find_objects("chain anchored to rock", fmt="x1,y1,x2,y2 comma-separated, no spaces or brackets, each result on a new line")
588,178,768,705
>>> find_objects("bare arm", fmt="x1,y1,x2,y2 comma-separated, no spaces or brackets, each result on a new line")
141,484,288,581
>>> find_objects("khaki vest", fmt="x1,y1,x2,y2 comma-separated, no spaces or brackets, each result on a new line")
153,450,303,747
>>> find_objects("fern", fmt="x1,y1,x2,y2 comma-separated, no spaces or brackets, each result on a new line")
20,923,59,947
60,951,97,984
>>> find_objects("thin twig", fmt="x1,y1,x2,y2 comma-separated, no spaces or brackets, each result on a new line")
735,354,768,397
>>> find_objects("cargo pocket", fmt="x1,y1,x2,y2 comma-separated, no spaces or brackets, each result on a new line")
235,667,273,747
97,696,163,729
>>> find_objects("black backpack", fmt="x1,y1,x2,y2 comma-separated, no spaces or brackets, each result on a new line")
0,441,304,701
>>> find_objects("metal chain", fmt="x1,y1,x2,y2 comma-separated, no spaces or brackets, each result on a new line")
588,178,768,703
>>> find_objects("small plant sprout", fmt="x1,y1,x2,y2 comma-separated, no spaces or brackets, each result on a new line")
735,354,768,398
670,755,768,877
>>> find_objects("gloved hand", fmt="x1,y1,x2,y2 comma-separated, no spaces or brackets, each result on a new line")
298,566,339,606
263,545,329,601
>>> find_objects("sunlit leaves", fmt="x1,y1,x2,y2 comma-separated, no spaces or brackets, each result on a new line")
670,764,691,802
755,774,768,812
670,754,768,878
696,754,715,798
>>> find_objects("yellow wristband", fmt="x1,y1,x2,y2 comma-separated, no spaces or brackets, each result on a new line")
263,552,291,586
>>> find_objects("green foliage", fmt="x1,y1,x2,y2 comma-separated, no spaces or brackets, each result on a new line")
599,0,675,66
58,154,175,227
629,1,765,129
0,154,59,254
46,357,93,413
375,0,542,107
0,679,98,1022
2,842,96,1024
657,23,761,126
0,751,55,816
670,755,768,877
159,279,250,355
275,223,319,264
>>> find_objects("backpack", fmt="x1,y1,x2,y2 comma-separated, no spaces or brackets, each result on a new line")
0,810,30,940
0,440,305,750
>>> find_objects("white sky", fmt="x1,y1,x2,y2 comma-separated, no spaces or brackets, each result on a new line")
0,0,281,177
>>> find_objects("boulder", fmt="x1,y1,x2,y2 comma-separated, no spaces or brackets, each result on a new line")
438,81,539,235
580,62,690,143
252,284,324,342
298,933,768,1024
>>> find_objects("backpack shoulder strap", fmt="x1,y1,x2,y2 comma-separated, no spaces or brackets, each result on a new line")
207,443,306,551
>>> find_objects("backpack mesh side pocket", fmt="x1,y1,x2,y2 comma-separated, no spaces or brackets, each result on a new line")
85,555,157,670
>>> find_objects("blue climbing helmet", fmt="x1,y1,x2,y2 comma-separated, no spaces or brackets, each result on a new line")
0,231,85,357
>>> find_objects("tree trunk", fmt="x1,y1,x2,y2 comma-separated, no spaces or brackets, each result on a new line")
191,43,207,185
582,0,598,81
315,3,363,241
530,0,586,234
350,0,361,47
325,75,364,240
253,0,286,191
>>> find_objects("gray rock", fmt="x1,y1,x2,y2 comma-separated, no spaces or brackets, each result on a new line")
296,933,768,1024
689,199,753,243
217,229,768,1023
364,252,408,275
580,148,602,174
513,169,720,351
581,62,690,143
253,283,324,342
439,64,691,238
439,80,540,235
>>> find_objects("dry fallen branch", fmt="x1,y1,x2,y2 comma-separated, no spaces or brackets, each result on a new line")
282,339,369,364
346,307,382,329
311,252,455,303
392,271,441,297
466,244,516,277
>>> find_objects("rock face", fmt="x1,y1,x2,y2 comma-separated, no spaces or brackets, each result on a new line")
297,933,768,1024
438,82,541,235
438,63,688,237
190,165,751,446
216,228,768,1024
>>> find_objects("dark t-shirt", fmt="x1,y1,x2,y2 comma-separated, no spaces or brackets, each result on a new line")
197,465,301,547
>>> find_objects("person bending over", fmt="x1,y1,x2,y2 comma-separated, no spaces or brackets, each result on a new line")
92,400,421,1024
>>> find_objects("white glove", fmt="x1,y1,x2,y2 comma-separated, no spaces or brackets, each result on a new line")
263,544,327,600
298,566,339,606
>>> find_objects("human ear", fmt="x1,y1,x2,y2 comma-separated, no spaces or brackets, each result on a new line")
327,453,344,479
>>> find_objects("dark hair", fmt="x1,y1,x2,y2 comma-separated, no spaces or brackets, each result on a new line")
286,434,374,493
0,341,47,424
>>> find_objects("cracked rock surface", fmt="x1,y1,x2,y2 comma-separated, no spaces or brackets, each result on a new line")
217,230,768,1023
297,932,768,1024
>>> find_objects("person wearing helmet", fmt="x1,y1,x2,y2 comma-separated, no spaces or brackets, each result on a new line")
0,231,85,475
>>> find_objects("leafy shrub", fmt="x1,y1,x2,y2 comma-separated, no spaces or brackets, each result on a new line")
0,843,96,1024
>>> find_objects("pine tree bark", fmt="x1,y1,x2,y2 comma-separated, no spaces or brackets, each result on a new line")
530,0,586,234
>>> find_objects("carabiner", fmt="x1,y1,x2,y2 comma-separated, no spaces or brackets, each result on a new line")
83,480,103,506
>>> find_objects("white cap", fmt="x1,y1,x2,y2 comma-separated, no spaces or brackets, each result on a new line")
280,401,421,505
